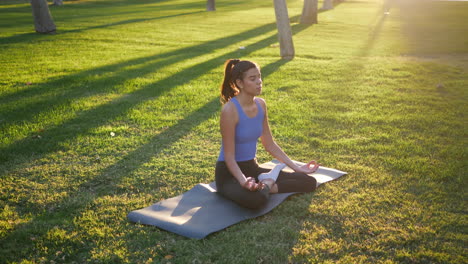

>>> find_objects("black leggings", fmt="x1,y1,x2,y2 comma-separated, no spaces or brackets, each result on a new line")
215,159,317,209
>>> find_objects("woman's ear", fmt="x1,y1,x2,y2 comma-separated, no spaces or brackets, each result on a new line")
235,79,243,89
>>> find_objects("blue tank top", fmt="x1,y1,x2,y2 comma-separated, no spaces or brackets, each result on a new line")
218,97,264,162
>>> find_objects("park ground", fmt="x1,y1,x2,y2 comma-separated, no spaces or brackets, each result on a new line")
0,0,467,263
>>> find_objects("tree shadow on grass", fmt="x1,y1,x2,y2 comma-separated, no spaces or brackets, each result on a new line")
0,16,307,162
0,58,294,263
278,5,390,262
0,10,203,45
0,23,280,163
279,3,466,262
270,3,464,263
0,16,281,129
0,20,309,262
0,0,254,45
358,9,388,57
0,0,173,18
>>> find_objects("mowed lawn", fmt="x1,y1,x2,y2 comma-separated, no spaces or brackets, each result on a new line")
0,0,467,263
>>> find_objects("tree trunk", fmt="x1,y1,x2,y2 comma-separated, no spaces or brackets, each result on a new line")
300,0,318,25
53,0,63,6
273,0,294,59
206,0,215,11
31,0,56,34
321,0,333,10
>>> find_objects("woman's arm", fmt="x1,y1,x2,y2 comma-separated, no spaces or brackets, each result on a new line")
220,102,260,190
258,98,319,174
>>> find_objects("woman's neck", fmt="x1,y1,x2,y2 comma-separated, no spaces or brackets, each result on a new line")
236,93,255,107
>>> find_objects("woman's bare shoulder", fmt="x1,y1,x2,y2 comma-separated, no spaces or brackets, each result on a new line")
221,100,239,119
221,100,235,112
255,97,267,111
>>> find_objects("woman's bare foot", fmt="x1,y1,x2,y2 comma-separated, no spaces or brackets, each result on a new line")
261,178,278,194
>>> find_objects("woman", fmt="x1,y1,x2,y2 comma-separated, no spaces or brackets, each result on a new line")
215,59,320,209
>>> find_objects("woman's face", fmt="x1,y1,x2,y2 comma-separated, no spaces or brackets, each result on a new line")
237,67,262,96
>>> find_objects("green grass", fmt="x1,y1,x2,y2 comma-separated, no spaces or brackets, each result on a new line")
1,0,467,263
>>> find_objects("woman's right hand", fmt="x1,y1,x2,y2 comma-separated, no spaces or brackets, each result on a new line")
242,177,263,191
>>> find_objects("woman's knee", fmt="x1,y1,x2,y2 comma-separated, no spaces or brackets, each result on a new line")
305,175,317,192
277,172,317,193
294,172,317,192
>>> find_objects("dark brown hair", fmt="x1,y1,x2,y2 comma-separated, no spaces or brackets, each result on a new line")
220,59,259,104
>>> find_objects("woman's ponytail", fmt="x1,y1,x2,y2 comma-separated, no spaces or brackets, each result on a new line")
220,59,240,104
220,59,259,104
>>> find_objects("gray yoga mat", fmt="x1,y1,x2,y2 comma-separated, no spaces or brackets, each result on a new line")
127,160,347,239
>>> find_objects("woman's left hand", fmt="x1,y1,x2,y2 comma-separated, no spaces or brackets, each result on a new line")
295,160,320,174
